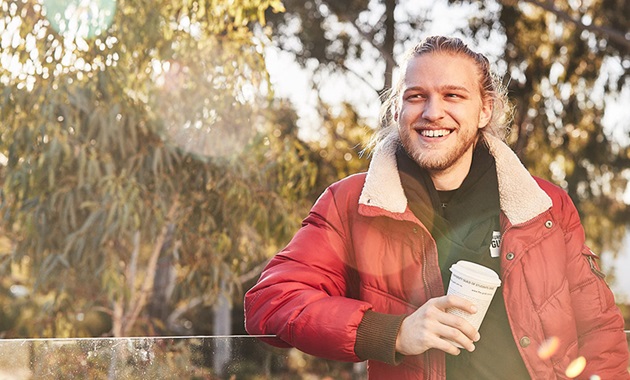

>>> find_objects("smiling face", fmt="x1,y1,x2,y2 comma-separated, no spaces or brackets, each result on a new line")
396,52,492,190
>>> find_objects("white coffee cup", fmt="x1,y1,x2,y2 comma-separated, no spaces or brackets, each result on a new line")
446,260,501,346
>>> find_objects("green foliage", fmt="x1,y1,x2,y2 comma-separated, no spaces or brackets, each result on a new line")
307,101,372,195
0,0,291,337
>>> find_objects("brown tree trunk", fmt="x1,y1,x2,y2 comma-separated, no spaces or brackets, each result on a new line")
381,0,397,94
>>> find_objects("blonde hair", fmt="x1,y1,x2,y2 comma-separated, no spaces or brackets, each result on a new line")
368,36,513,150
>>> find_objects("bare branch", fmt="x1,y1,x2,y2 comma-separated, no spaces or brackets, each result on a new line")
117,194,181,336
126,231,140,312
319,0,398,70
238,259,271,284
167,295,211,333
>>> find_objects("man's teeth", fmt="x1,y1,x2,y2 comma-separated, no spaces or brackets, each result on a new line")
420,129,451,137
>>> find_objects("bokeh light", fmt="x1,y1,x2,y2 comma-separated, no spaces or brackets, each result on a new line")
537,336,560,360
42,0,116,40
565,356,587,378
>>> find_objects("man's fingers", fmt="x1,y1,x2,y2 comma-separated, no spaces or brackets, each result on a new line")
433,337,462,356
439,310,481,342
396,295,483,356
438,294,478,314
439,324,477,352
418,313,477,353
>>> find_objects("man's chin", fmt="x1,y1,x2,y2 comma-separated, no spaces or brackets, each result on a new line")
409,152,449,171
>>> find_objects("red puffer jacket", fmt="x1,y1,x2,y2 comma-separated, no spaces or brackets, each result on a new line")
244,134,630,379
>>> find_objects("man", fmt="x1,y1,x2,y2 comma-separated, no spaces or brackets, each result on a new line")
244,36,630,379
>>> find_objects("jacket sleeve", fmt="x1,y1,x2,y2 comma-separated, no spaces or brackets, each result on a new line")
244,186,374,362
558,190,630,379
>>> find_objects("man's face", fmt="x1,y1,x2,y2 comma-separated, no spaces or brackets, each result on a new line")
396,52,492,186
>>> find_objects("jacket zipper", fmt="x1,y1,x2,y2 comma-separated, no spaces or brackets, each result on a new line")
585,253,606,279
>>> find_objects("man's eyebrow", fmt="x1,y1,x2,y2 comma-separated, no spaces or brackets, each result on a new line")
402,85,423,92
403,85,471,93
440,85,471,93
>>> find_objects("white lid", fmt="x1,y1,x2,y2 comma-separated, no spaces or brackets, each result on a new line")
450,260,502,287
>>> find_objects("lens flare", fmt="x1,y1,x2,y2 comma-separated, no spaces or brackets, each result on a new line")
565,356,586,378
537,336,560,360
150,42,265,160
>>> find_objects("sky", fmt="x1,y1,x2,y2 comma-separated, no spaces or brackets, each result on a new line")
602,231,630,304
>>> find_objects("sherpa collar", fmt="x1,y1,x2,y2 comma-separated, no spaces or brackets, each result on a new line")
358,132,553,226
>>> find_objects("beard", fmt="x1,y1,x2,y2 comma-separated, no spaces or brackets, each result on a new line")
398,124,479,172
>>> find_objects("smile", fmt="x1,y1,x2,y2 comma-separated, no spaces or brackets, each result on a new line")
418,129,452,138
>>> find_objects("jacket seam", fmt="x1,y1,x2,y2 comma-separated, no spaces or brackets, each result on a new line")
556,202,582,237
361,283,417,310
502,211,552,253
328,188,353,266
533,278,568,314
551,339,578,366
579,324,625,340
570,276,597,294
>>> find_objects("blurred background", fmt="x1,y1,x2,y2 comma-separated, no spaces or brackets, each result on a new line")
0,0,628,378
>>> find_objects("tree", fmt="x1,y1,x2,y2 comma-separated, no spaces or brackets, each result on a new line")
0,0,295,340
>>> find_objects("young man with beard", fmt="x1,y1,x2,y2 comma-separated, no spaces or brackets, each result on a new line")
244,36,630,379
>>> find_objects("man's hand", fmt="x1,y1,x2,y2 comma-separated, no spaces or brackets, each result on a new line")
395,295,481,356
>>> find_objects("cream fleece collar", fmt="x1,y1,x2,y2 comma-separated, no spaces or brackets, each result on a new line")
358,132,552,225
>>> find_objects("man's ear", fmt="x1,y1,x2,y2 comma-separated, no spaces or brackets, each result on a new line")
478,100,493,129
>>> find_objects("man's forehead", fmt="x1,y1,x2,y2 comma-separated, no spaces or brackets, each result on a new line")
402,53,481,89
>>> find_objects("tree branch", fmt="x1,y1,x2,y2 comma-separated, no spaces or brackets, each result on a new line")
516,0,630,52
167,294,211,333
338,62,381,94
118,195,181,336
319,0,398,71
126,231,140,312
238,259,271,284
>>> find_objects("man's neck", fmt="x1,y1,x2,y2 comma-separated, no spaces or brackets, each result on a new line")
428,154,474,191
430,172,465,191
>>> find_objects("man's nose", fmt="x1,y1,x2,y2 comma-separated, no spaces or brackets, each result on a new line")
422,98,445,121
